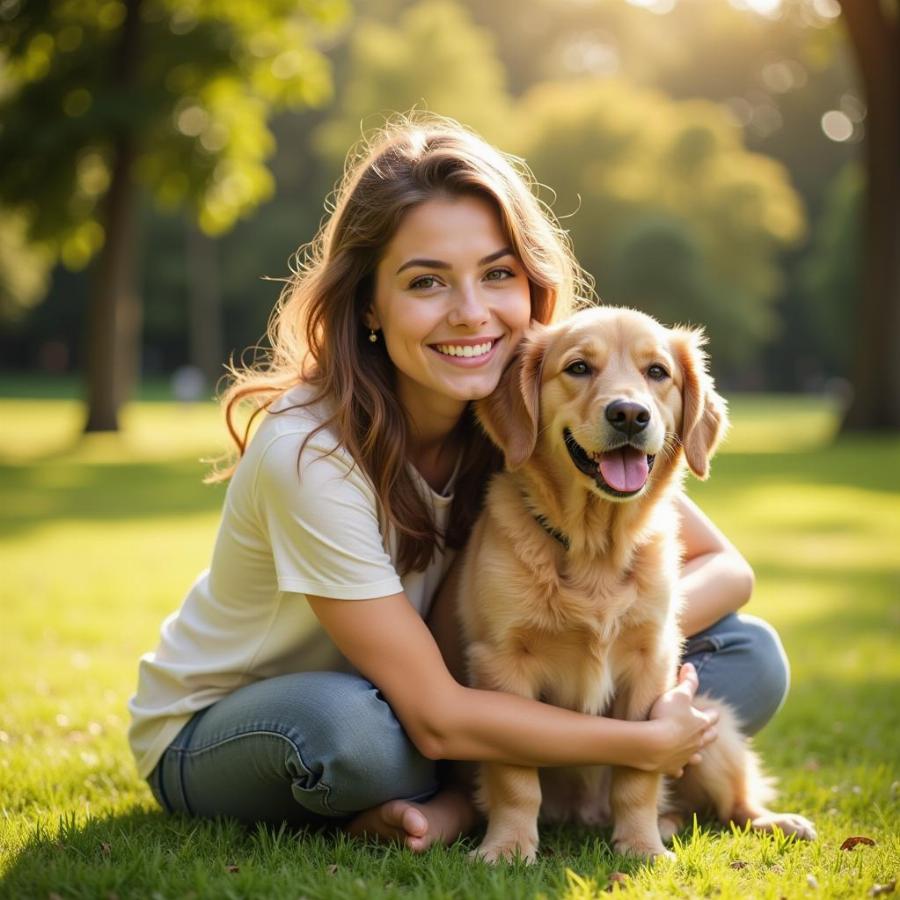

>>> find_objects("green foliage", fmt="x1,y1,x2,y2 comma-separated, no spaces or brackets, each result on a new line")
1,387,898,897
0,0,347,271
799,161,863,377
315,0,512,171
0,208,54,320
516,80,806,372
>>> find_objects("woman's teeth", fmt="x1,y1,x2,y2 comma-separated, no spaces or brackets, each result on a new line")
434,341,494,358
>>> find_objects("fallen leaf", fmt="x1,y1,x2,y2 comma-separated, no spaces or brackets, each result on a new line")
840,836,876,851
730,860,748,870
807,873,820,889
869,882,896,897
48,894,64,900
99,842,111,858
105,893,120,900
225,865,239,874
326,864,338,875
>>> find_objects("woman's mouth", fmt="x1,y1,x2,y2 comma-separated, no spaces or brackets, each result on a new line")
429,337,502,365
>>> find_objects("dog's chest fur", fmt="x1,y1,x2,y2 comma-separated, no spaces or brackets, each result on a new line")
459,472,682,719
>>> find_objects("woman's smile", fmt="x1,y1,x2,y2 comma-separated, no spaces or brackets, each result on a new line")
369,194,533,434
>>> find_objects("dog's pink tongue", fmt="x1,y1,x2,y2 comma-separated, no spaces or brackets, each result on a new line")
598,447,649,493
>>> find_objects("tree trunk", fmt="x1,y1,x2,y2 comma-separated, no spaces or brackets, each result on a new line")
83,0,142,433
186,222,225,390
839,0,900,431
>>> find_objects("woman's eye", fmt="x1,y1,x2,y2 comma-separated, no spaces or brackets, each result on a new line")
647,364,669,381
484,267,513,282
565,360,591,376
409,275,440,290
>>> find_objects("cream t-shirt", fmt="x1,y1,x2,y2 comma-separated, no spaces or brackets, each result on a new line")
127,385,458,779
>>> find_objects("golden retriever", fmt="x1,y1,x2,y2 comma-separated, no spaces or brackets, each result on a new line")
454,306,815,863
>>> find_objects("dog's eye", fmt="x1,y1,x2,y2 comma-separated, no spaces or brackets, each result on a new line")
565,360,591,376
647,364,669,381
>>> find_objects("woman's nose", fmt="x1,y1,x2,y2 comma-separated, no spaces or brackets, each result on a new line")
447,282,489,327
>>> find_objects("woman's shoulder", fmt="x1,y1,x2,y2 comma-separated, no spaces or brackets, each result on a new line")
252,383,341,451
242,384,366,493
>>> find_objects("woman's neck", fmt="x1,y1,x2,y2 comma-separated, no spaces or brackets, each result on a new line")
398,381,468,492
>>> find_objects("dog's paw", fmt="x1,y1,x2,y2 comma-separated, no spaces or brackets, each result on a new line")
749,811,817,841
470,837,539,865
612,835,675,862
657,812,685,843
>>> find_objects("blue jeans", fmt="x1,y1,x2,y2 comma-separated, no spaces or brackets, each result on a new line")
147,613,789,826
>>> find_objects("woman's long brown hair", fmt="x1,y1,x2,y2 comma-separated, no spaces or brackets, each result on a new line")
211,113,591,574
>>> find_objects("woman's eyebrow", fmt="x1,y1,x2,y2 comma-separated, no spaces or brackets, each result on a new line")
395,246,514,275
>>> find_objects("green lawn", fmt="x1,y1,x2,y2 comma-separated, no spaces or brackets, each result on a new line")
1,390,898,899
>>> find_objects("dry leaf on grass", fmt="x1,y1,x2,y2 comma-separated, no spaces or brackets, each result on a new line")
730,860,748,870
869,881,896,897
326,864,338,875
840,836,876,851
99,842,111,858
225,865,239,873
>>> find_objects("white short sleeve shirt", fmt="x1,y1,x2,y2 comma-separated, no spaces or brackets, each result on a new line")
127,385,457,778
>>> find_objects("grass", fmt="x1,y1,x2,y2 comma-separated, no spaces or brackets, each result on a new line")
1,385,898,899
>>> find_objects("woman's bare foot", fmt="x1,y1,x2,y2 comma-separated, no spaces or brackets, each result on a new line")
344,786,478,852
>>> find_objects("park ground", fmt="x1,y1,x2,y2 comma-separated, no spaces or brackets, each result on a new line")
0,383,898,899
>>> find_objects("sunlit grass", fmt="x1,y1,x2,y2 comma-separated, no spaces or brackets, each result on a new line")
1,388,898,898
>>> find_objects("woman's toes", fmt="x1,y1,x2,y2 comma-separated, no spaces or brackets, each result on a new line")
400,804,429,838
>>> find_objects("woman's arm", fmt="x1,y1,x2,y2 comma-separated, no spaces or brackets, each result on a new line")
677,494,755,637
307,592,716,775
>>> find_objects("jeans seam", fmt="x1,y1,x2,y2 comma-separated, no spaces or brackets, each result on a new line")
178,729,338,816
149,762,173,814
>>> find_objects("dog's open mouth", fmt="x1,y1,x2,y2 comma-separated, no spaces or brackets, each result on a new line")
563,428,655,498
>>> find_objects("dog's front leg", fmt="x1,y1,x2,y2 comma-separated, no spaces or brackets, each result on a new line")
610,653,676,861
467,641,543,864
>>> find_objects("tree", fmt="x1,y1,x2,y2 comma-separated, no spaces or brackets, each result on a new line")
836,0,900,430
315,0,512,174
516,80,805,379
799,161,862,378
0,0,346,430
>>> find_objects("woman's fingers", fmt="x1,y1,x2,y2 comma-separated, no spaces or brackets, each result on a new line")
677,662,699,696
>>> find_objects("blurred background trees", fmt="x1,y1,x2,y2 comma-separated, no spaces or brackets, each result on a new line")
1,0,893,430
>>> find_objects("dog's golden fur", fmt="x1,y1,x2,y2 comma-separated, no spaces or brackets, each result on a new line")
453,306,814,863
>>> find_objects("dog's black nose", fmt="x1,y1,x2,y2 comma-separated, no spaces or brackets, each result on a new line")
605,400,651,436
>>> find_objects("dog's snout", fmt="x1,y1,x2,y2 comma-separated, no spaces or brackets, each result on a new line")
605,399,651,437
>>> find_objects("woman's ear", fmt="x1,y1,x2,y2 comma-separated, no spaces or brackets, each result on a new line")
670,327,729,479
364,306,381,331
475,326,549,469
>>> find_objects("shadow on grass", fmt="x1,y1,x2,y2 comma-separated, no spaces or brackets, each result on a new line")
706,439,900,495
0,461,224,537
0,806,633,899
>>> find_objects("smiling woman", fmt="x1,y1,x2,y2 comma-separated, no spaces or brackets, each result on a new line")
127,113,781,855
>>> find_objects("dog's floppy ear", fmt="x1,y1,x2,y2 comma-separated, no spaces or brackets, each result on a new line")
670,326,729,479
475,326,550,469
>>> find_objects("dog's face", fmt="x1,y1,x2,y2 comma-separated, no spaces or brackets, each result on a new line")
477,306,728,500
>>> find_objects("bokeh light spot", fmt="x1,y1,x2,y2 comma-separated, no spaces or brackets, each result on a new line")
821,110,853,142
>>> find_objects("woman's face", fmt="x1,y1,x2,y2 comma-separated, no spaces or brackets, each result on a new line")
369,194,533,421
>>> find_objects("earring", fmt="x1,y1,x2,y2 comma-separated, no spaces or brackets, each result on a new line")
368,329,379,343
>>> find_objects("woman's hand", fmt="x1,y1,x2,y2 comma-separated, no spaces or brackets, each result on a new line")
643,663,719,777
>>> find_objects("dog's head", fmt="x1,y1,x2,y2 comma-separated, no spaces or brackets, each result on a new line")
476,306,728,500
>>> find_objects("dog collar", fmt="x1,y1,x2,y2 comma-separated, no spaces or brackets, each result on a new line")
531,511,570,551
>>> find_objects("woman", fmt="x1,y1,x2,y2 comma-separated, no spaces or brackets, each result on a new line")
128,115,789,851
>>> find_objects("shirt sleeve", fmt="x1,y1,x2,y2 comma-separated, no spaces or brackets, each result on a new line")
253,431,404,599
